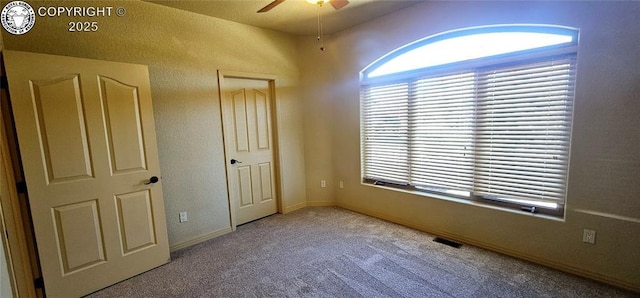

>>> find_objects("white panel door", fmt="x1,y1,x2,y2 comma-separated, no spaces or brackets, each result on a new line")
220,74,278,226
4,50,169,297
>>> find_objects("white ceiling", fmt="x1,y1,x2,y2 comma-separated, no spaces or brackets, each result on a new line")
145,0,422,36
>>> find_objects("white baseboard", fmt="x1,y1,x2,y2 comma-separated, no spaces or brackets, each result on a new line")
283,201,337,213
283,201,307,214
169,226,233,252
306,201,336,207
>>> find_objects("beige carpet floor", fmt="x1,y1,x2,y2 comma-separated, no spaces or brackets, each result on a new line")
87,207,636,297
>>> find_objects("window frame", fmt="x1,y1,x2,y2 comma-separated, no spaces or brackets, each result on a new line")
360,25,579,218
362,24,579,82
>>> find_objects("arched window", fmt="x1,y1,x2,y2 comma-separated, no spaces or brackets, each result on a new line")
360,25,578,217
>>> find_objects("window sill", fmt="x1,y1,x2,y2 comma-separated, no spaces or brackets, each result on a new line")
361,182,566,222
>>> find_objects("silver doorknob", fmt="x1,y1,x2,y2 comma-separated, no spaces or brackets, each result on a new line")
145,176,159,185
230,159,242,165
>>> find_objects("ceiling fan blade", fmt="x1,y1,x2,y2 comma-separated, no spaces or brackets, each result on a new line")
257,0,286,13
330,0,349,10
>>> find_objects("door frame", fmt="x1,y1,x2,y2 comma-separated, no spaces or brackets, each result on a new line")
0,52,38,297
0,102,37,298
217,70,283,230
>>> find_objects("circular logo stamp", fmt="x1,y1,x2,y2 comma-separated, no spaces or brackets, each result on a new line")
1,1,35,35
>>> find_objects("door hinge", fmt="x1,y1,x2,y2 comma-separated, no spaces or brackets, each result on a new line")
34,277,44,289
16,181,27,194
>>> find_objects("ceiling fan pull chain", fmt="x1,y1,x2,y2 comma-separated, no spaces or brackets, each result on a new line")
317,7,325,51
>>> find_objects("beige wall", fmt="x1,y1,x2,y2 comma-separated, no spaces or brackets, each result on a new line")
1,0,639,292
299,1,640,290
297,37,336,206
0,0,307,248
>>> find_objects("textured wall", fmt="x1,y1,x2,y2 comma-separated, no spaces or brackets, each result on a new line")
3,0,639,291
1,0,307,247
299,1,640,290
297,37,336,206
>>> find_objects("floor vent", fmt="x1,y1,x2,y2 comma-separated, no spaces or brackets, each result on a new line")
433,237,462,248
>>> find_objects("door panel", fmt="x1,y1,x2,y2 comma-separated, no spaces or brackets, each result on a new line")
4,50,169,297
255,91,270,150
220,74,278,225
237,166,254,207
53,200,105,274
232,90,250,152
100,76,147,173
258,162,273,201
115,190,157,255
31,74,93,183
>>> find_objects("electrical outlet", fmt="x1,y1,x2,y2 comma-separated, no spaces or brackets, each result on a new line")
179,212,188,223
583,229,596,244
339,181,344,189
321,180,327,188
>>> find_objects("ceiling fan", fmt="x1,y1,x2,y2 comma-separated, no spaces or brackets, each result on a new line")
257,0,350,13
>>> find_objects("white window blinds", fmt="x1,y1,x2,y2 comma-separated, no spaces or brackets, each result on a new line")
361,55,576,209
473,57,576,205
410,73,476,192
361,83,410,184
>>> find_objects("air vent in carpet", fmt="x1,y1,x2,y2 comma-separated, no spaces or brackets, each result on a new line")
433,237,462,248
